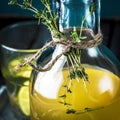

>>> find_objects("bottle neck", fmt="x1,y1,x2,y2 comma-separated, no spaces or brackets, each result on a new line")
54,0,100,34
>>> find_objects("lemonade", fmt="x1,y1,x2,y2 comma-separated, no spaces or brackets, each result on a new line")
2,57,31,120
18,81,30,116
30,65,120,120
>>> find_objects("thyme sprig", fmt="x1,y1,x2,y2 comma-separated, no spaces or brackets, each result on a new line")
9,0,94,81
9,0,62,38
9,0,101,114
9,0,98,92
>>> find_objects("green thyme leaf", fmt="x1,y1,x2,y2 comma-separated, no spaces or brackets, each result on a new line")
70,27,80,42
89,2,97,13
59,94,66,98
69,67,88,81
8,0,18,5
58,101,71,106
63,85,67,88
67,89,72,93
66,108,76,114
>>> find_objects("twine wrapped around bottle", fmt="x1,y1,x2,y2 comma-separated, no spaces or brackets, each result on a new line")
16,28,103,71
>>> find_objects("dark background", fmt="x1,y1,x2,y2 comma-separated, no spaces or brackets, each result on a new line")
0,0,120,18
0,0,120,85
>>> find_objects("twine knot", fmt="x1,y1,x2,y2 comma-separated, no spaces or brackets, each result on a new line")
18,28,103,71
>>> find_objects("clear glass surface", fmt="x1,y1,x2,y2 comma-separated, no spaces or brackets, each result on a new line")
30,0,120,120
30,44,120,120
57,0,100,33
0,21,51,120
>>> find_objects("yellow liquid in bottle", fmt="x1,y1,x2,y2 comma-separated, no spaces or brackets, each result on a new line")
30,65,120,120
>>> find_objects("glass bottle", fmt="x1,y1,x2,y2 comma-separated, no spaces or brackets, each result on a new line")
30,0,120,120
